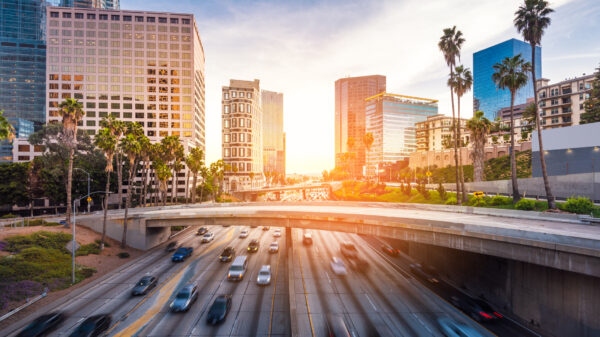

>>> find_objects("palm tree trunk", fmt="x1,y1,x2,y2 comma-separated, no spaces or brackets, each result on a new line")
185,170,190,204
450,68,461,204
171,166,176,204
199,177,204,203
100,170,111,249
116,153,123,209
65,148,74,227
457,94,467,202
162,183,167,206
121,161,138,249
139,161,147,207
510,93,520,203
191,173,198,203
531,45,555,209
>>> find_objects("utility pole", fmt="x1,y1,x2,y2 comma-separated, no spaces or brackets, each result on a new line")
74,168,91,213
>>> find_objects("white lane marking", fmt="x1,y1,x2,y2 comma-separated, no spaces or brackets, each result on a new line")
365,294,378,312
325,271,332,284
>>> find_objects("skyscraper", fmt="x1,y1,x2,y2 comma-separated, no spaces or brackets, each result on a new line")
222,79,265,192
334,75,386,176
365,93,438,176
261,90,285,182
473,38,541,120
0,0,49,161
58,0,119,9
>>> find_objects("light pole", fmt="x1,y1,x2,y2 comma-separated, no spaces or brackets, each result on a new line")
74,168,91,213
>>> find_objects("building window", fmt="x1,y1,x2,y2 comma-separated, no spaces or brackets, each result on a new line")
182,18,190,24
99,14,108,20
50,11,59,18
159,17,167,23
224,134,230,143
170,18,179,24
147,17,156,23
63,12,71,19
111,15,120,21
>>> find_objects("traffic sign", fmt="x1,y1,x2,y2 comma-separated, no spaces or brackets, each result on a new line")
426,171,432,177
473,191,485,198
86,197,92,203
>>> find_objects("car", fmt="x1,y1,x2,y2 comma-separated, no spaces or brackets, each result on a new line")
172,247,193,262
268,241,279,253
450,296,502,322
131,275,157,296
326,314,351,337
201,232,215,243
262,226,270,231
166,241,178,252
256,265,272,285
347,257,369,272
409,263,439,283
228,256,248,281
340,241,358,259
437,317,485,337
59,220,67,226
330,257,347,275
68,314,112,337
196,227,208,235
206,295,232,325
247,240,259,253
170,283,198,312
239,230,249,238
303,233,313,245
17,312,66,337
381,244,399,256
273,229,281,237
219,247,235,262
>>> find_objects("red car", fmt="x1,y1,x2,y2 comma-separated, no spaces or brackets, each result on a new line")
381,244,399,256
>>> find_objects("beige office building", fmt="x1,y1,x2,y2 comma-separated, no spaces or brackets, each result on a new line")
45,7,205,198
537,74,595,129
415,114,468,152
222,79,265,191
261,90,285,181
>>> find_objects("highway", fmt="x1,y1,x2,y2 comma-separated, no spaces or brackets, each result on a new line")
3,224,531,336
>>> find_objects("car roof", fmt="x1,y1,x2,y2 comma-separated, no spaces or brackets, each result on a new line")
260,265,271,271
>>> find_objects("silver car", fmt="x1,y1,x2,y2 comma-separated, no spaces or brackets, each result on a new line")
256,265,271,285
170,283,198,312
268,241,279,253
201,232,214,243
330,257,347,276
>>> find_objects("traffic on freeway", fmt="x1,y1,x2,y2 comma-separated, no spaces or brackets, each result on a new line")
3,224,540,336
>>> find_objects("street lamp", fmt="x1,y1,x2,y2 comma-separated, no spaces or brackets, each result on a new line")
74,168,91,213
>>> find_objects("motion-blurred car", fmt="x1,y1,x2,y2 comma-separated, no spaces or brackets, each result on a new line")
273,228,281,237
171,247,193,262
206,295,232,325
68,314,112,337
330,257,347,276
131,275,157,296
450,296,502,322
201,232,214,243
268,241,279,253
239,230,249,238
347,257,369,272
262,226,270,231
219,247,235,262
247,240,259,253
340,242,358,259
303,233,313,245
17,312,66,337
409,263,439,283
326,314,351,337
165,241,178,252
196,227,208,235
170,284,198,312
256,265,272,285
437,317,485,337
381,244,399,256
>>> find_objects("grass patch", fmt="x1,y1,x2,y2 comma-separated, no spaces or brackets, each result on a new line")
4,219,61,227
76,243,101,256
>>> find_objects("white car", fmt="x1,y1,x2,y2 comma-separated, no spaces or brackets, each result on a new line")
201,232,214,243
273,229,281,237
239,230,249,238
437,318,484,337
269,241,279,253
256,265,271,285
330,257,347,276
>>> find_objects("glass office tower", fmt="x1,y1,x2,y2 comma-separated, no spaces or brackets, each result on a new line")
0,0,49,161
473,38,541,120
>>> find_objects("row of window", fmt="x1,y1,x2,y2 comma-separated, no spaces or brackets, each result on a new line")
46,56,191,69
49,20,191,34
48,30,191,41
49,110,193,121
223,147,252,158
223,133,253,143
223,103,253,114
49,100,192,111
223,118,252,129
223,91,253,99
224,161,252,173
48,65,193,75
50,12,191,25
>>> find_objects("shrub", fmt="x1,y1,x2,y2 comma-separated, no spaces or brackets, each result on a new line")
1,214,17,218
515,199,536,210
43,222,61,227
437,183,447,201
5,231,72,253
94,239,110,247
76,243,100,256
445,197,457,205
563,196,594,214
490,195,512,206
591,207,600,218
416,183,430,200
76,267,96,281
117,252,130,259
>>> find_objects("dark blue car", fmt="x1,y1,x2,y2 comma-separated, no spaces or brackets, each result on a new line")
172,247,193,262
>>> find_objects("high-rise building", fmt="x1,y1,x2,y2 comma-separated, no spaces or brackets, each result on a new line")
261,90,285,182
46,7,206,197
334,75,386,176
473,38,541,120
222,79,265,192
58,0,119,9
0,0,49,161
536,74,595,129
365,93,438,176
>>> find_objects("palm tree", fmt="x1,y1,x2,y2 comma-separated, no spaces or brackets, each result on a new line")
58,98,84,227
346,137,356,178
160,136,182,204
515,0,556,209
94,127,117,249
363,132,374,178
448,65,473,201
185,147,204,203
438,26,465,204
119,124,143,248
137,136,152,207
466,111,492,182
0,110,15,141
100,117,125,209
199,165,209,202
492,55,532,203
155,161,171,206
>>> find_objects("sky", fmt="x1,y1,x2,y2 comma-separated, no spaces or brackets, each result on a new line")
123,0,600,174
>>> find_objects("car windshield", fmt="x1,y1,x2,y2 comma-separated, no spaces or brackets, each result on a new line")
138,279,149,286
203,233,211,237
230,265,243,271
343,244,356,251
75,319,97,333
176,289,191,299
259,271,269,275
175,248,187,254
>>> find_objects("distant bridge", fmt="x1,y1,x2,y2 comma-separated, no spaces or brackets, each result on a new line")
231,183,335,201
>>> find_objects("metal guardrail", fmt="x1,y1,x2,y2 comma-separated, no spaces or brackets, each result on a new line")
0,289,47,323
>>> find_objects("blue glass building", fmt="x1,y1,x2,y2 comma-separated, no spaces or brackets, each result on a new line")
473,38,541,120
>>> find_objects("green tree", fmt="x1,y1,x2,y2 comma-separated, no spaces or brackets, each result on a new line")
0,162,30,206
492,55,532,203
100,117,126,209
185,147,205,203
466,111,492,182
515,0,556,209
137,136,152,207
438,26,465,205
155,161,172,206
58,98,84,227
0,110,15,141
580,65,600,124
448,65,472,201
94,127,117,249
160,136,183,204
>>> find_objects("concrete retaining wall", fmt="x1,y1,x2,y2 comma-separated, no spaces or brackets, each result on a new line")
77,214,169,250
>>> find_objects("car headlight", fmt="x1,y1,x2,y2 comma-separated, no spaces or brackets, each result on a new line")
227,273,231,278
